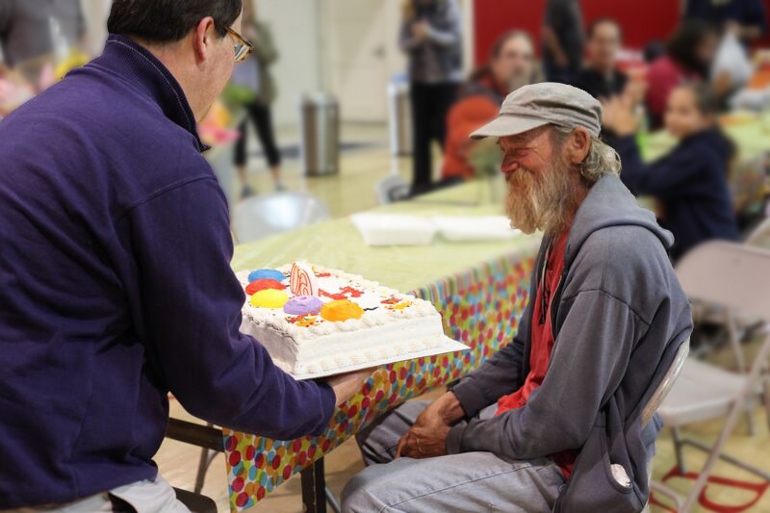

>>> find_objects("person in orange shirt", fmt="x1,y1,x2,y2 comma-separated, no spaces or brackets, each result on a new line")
440,31,538,182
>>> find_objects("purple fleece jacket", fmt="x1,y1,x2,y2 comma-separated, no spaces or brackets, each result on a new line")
0,35,335,508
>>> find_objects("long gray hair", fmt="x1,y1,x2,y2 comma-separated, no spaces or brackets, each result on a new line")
552,126,622,182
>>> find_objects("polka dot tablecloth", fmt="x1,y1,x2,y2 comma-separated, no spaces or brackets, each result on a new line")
224,251,536,511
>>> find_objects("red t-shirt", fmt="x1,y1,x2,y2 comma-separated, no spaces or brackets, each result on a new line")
495,231,577,478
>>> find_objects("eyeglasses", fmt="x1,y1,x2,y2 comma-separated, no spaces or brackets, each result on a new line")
226,27,254,63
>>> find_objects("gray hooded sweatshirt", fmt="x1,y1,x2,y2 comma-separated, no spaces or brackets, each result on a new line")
447,175,692,512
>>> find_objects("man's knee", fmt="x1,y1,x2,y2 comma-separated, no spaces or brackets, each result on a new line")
341,465,388,513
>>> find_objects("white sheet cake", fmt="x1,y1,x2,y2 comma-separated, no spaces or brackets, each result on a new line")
237,263,448,377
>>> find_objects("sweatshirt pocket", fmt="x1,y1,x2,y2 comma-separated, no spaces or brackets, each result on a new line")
552,411,645,513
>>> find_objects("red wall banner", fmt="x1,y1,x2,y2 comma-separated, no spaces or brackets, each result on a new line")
472,0,770,65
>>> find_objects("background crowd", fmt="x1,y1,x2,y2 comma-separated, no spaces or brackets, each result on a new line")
2,2,769,308
396,0,769,264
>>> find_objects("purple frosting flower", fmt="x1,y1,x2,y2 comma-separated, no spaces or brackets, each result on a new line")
283,295,324,316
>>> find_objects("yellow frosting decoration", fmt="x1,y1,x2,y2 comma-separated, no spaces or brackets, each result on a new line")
386,301,413,311
251,289,289,309
320,300,364,322
296,316,318,328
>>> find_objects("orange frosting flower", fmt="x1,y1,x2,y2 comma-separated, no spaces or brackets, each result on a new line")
320,300,364,322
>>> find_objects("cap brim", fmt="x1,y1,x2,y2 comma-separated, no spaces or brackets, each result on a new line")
469,115,550,140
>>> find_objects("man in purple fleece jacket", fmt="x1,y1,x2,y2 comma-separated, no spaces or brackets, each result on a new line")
0,1,366,510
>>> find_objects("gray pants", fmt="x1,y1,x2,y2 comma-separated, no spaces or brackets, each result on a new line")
342,401,566,513
3,474,189,513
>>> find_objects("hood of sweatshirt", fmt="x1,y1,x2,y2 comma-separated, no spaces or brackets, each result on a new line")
564,175,674,269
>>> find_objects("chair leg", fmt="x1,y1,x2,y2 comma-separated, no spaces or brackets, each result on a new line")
671,426,687,474
650,481,683,512
678,437,770,480
764,378,770,431
192,422,221,494
745,409,756,436
727,309,756,436
680,333,770,512
194,448,210,494
325,486,341,513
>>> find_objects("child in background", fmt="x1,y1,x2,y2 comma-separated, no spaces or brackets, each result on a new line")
603,82,738,261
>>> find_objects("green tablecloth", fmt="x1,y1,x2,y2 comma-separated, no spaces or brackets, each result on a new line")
642,118,769,162
232,180,539,290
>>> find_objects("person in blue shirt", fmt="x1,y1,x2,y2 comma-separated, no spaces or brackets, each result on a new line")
603,82,739,261
684,0,768,44
0,1,367,510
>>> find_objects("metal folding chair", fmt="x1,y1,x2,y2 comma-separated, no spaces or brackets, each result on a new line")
374,174,410,205
638,339,690,513
746,217,770,250
642,340,691,427
231,191,331,244
652,242,770,512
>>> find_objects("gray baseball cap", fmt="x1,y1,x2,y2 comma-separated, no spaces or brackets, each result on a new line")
470,82,603,140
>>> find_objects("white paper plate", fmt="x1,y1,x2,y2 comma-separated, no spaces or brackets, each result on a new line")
290,336,469,380
350,213,437,246
434,216,521,242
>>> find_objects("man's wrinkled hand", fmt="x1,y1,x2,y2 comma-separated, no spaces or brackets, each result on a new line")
395,392,465,459
396,419,450,459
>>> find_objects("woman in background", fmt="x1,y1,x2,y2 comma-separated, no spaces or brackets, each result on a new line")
440,30,537,182
400,0,463,196
231,0,282,197
644,21,719,129
604,82,738,261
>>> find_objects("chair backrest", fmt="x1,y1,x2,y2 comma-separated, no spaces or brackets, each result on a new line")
231,191,331,244
746,217,770,250
675,242,770,322
642,338,690,426
375,175,410,205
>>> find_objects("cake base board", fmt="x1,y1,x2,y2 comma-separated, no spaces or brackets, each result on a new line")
289,336,469,380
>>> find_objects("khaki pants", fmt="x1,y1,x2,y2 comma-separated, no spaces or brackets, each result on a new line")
3,474,189,513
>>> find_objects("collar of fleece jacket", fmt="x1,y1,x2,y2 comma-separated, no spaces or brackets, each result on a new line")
95,34,208,152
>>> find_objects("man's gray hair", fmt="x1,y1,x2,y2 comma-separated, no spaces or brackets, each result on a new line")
552,126,622,182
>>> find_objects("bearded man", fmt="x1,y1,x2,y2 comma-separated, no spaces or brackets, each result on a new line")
341,83,692,513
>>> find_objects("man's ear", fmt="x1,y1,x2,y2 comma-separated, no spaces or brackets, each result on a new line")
568,127,591,165
192,16,217,64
